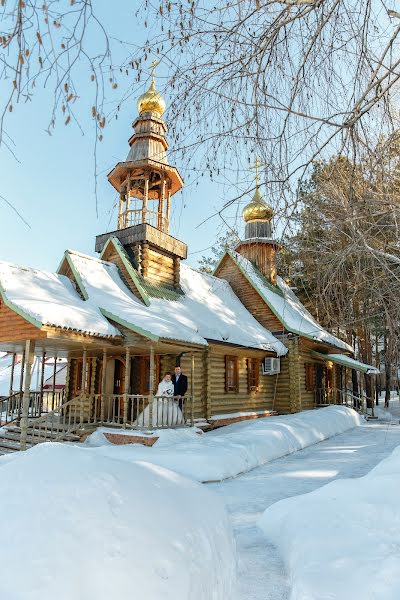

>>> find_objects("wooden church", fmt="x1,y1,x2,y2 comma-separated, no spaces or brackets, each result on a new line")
0,70,378,450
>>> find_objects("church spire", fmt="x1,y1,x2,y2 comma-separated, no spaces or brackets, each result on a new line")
107,62,183,233
236,159,279,285
242,158,274,239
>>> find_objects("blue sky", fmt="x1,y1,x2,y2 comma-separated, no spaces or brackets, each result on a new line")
0,2,249,272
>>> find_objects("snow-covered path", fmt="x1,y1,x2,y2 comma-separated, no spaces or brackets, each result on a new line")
209,422,400,600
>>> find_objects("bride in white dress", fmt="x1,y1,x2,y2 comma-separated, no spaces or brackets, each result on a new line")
136,372,183,427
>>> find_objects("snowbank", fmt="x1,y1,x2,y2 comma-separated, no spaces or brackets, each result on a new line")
259,443,400,600
0,444,236,600
89,406,362,482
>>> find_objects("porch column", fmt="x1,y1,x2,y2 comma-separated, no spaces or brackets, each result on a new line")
20,340,35,451
39,350,46,415
123,347,131,428
8,352,16,397
359,371,365,414
204,348,212,421
149,345,154,427
190,352,195,426
100,349,107,423
18,347,26,420
80,350,87,425
51,356,57,411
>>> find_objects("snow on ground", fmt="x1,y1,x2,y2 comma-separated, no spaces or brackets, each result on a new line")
87,406,362,482
210,422,400,600
0,443,236,600
259,429,400,600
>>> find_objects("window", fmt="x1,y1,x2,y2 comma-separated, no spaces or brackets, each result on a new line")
305,363,316,392
225,355,239,392
247,358,260,391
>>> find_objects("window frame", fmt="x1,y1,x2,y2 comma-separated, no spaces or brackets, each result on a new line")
225,355,239,393
304,363,316,392
247,358,260,391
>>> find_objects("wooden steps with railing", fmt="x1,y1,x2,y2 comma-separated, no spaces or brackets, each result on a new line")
0,424,81,455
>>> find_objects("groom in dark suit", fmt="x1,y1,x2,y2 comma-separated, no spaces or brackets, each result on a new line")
172,365,188,410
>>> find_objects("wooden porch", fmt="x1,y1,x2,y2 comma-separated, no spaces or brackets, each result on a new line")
0,336,199,453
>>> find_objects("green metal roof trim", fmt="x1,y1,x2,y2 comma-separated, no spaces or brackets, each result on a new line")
215,250,284,298
100,308,159,342
219,250,349,350
0,283,42,329
214,250,292,332
312,351,380,375
101,236,184,302
57,252,89,301
100,236,151,306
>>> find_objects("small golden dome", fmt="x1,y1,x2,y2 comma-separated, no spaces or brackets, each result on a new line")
242,188,274,222
137,78,166,116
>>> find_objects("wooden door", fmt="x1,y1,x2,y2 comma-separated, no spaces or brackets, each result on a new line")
113,359,125,395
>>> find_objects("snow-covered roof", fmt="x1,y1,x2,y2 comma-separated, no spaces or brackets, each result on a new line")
0,261,120,338
64,251,286,354
63,251,207,347
150,265,287,354
224,251,353,353
312,352,379,375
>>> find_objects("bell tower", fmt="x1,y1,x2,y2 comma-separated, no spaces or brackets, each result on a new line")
95,62,187,289
235,159,279,285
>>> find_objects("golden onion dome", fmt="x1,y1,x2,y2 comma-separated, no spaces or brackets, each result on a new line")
137,77,166,116
242,187,274,222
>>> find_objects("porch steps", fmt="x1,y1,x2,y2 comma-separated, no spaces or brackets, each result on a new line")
0,424,81,455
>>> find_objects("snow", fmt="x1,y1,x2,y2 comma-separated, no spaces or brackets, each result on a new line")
314,351,380,374
65,250,287,354
151,264,287,353
210,421,400,600
0,443,236,600
209,410,274,421
64,250,207,346
88,406,362,482
227,250,353,352
85,426,204,447
259,434,400,600
0,353,66,396
0,260,119,338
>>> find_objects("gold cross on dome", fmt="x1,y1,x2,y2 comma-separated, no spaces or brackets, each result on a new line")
250,157,266,188
150,59,160,79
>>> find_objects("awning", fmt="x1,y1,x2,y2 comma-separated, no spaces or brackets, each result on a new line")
312,352,380,375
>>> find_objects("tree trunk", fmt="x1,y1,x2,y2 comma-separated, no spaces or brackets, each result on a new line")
384,333,391,408
385,360,391,408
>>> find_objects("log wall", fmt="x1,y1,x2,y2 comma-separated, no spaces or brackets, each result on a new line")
0,300,45,342
101,245,144,301
215,254,284,332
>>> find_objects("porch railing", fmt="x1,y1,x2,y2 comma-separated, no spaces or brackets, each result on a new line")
314,387,373,413
0,390,65,426
89,394,194,429
21,393,194,447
